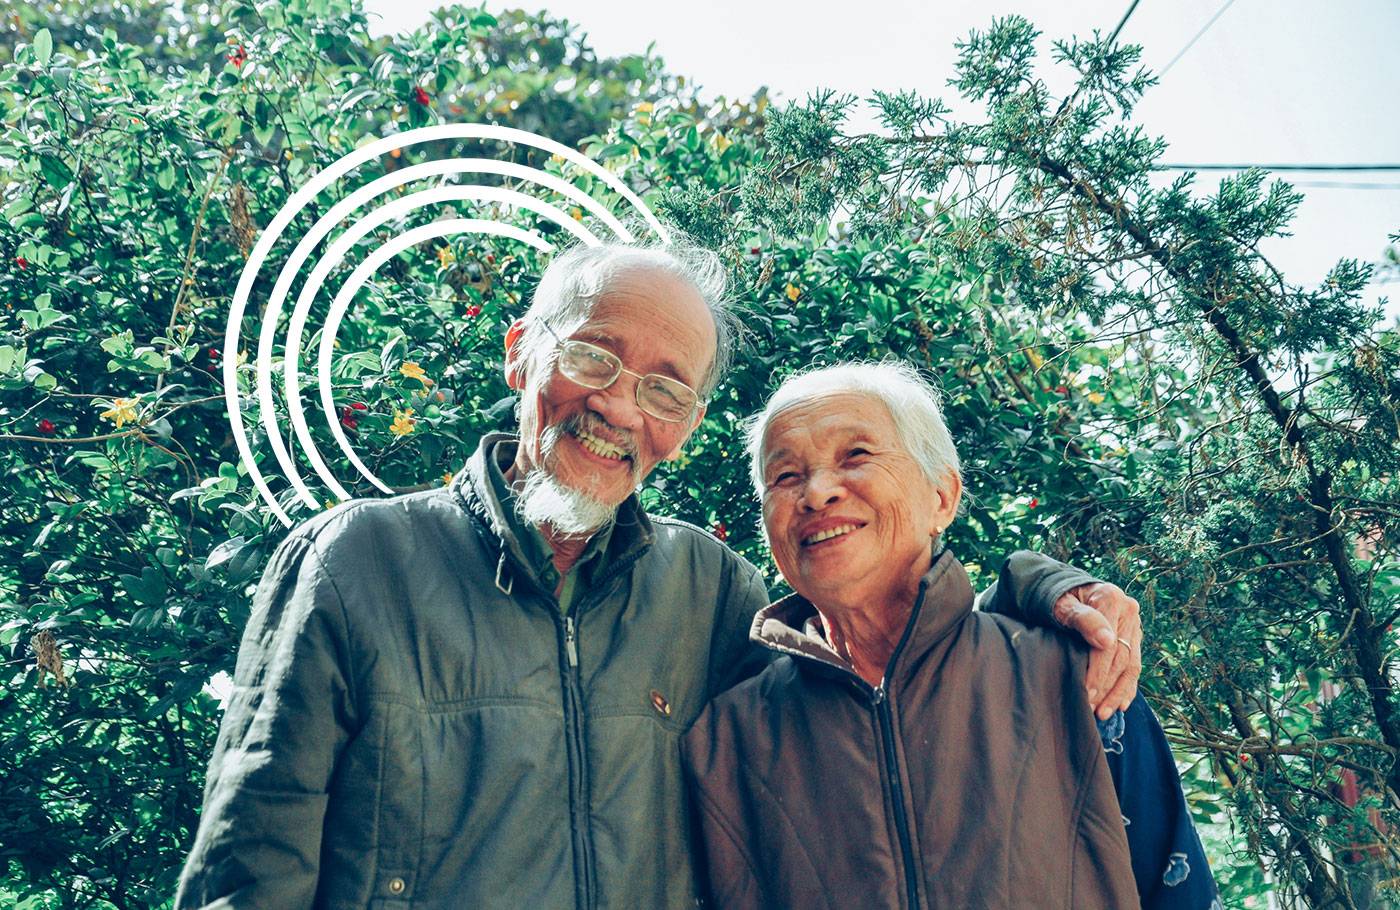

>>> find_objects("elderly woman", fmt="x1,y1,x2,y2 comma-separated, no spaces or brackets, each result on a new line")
682,362,1217,910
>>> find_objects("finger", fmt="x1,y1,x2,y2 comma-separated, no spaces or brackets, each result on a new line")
1096,632,1133,719
1060,598,1117,652
1083,642,1111,713
1099,590,1142,714
1097,624,1143,719
1060,600,1114,708
1099,642,1141,720
1115,625,1144,714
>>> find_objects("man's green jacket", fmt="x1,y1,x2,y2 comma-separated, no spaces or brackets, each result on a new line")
175,434,1092,909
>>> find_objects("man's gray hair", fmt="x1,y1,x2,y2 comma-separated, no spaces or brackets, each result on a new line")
745,360,963,496
516,239,736,398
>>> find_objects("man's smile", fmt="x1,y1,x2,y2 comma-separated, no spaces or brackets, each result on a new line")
572,426,631,462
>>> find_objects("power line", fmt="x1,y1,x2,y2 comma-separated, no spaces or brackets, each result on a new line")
1052,0,1143,123
1289,181,1400,191
1156,164,1400,172
1106,0,1144,46
1158,0,1240,78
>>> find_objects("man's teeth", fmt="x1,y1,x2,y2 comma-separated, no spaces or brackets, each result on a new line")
803,524,858,545
575,429,627,460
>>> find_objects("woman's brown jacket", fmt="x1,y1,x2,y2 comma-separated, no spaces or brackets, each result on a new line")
681,550,1140,909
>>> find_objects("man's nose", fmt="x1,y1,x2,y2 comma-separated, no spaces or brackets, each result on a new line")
587,374,645,432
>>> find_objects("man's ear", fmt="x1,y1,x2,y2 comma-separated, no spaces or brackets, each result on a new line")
504,319,528,390
663,405,706,462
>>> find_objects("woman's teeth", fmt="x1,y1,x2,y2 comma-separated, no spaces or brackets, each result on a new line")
803,524,858,545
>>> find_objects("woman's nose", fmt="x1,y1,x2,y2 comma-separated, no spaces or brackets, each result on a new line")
801,468,846,511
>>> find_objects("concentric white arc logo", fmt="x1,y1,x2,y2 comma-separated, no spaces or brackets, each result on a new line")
223,124,668,527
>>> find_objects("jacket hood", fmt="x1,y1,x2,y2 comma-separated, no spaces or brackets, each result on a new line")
750,549,976,684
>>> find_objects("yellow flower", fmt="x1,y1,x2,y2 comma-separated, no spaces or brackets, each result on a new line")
442,472,454,487
785,283,801,302
390,407,416,437
1086,391,1106,405
436,245,455,268
399,361,433,387
99,397,140,428
635,101,654,115
713,132,732,152
1026,348,1045,369
570,207,584,221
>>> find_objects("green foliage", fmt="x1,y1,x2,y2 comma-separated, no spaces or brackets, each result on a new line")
707,15,1399,907
2,3,1396,909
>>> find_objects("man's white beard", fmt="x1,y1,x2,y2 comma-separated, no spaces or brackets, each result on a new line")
515,468,618,537
514,416,638,537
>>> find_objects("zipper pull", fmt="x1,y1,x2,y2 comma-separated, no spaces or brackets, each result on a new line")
564,616,579,667
872,684,886,705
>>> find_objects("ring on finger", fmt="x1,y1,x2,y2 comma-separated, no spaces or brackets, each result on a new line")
1115,637,1132,651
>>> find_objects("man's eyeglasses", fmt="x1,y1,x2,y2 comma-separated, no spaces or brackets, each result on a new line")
536,320,702,423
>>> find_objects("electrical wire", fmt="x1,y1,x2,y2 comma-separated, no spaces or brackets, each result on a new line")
1157,163,1400,172
1157,0,1240,78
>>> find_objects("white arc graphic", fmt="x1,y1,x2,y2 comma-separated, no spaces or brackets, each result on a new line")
224,124,667,527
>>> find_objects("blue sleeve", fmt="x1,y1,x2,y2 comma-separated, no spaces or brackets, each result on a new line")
1097,695,1220,910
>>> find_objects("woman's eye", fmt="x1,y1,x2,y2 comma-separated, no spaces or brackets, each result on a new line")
847,448,870,459
772,471,798,486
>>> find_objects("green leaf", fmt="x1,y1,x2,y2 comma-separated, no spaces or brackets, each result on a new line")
119,568,166,607
34,28,53,66
0,345,20,375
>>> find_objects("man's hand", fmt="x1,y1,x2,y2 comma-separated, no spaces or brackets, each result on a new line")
1053,582,1142,720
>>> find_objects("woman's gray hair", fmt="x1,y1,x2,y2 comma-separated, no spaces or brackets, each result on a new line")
515,238,736,398
745,360,962,496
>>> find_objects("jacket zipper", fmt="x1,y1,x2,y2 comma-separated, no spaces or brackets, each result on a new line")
558,612,594,909
554,553,643,910
873,683,920,910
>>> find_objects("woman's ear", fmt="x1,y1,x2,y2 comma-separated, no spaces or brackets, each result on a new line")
503,319,528,390
929,470,963,537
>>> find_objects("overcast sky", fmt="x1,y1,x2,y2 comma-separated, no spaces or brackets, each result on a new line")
361,0,1400,316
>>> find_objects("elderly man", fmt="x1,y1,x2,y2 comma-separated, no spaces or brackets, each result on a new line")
176,241,1142,909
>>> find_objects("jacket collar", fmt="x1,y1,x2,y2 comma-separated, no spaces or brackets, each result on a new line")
451,433,656,591
751,549,975,686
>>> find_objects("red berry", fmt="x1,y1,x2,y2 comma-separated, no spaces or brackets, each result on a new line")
1028,497,1039,509
413,86,431,106
350,401,367,411
226,44,248,68
465,304,482,318
208,347,220,362
486,254,495,264
338,406,358,429
37,419,56,434
1055,385,1068,394
15,257,27,270
713,521,727,541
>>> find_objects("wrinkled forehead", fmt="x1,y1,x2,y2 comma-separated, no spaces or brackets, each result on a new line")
573,268,717,381
761,390,898,459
